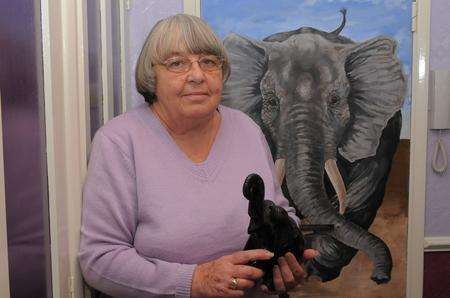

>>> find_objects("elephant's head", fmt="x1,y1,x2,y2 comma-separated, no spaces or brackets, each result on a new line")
221,10,406,283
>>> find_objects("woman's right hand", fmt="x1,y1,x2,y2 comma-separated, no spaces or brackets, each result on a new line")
190,249,274,297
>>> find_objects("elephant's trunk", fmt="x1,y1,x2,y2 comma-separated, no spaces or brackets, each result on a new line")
277,158,346,214
284,119,392,284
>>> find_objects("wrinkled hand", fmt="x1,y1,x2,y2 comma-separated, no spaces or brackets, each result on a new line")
261,249,318,294
191,249,274,298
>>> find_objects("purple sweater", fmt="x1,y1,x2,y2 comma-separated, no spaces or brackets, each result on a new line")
78,104,299,297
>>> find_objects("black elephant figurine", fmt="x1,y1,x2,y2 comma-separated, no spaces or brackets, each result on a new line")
223,9,405,284
242,173,304,291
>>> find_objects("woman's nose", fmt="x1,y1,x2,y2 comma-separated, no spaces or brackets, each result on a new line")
186,61,206,83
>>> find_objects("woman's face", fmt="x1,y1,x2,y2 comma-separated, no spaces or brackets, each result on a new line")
153,53,223,121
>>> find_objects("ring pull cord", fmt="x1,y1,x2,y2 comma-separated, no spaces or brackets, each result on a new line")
432,130,448,174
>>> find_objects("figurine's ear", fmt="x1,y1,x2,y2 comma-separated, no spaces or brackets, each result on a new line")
243,174,265,201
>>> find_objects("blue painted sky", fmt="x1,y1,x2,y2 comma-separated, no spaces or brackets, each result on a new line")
202,0,412,136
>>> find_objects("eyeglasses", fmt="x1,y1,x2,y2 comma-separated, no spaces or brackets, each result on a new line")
160,55,223,73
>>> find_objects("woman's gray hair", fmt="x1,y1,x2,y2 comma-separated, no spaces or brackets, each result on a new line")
135,14,230,104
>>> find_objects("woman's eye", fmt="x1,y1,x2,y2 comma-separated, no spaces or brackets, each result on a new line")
168,59,185,68
164,57,189,71
200,57,219,67
202,59,216,65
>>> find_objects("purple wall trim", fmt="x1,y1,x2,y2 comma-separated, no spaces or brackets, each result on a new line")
127,0,183,108
425,0,450,236
423,252,450,298
87,0,102,140
0,0,51,297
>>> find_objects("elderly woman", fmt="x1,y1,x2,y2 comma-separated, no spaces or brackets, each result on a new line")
79,14,316,298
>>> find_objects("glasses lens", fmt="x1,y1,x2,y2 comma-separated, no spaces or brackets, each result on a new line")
165,57,189,73
199,56,222,71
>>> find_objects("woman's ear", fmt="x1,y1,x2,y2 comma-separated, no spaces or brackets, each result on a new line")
338,37,406,163
221,34,269,127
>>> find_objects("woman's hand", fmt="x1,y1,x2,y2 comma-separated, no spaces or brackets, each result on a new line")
191,249,274,298
261,249,318,294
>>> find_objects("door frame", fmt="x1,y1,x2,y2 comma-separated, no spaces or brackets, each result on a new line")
41,0,89,297
407,1,430,297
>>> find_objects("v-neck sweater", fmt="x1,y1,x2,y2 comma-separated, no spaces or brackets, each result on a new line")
78,104,299,297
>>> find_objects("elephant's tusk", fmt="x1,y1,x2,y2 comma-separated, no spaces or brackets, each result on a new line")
325,159,346,214
274,159,286,186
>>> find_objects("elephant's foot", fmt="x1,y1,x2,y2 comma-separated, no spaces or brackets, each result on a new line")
304,259,342,282
303,234,364,282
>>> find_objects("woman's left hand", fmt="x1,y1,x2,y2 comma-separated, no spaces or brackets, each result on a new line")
261,249,318,294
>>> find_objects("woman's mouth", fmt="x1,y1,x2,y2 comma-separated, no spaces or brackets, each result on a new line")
182,92,209,101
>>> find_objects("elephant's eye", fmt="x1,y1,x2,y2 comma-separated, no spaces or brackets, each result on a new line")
329,94,340,105
268,98,278,106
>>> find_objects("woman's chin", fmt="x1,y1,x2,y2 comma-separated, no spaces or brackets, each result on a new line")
184,107,217,120
180,101,219,119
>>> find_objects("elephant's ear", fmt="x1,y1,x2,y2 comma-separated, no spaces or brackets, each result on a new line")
222,33,268,127
339,37,406,163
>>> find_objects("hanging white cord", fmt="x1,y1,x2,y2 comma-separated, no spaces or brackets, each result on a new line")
432,130,448,174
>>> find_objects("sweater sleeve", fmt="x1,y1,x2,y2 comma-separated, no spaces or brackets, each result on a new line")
78,130,196,298
257,129,301,227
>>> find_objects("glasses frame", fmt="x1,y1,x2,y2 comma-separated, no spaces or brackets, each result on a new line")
159,55,224,74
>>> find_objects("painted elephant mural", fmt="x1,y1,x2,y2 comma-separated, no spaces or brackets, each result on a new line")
221,10,406,283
